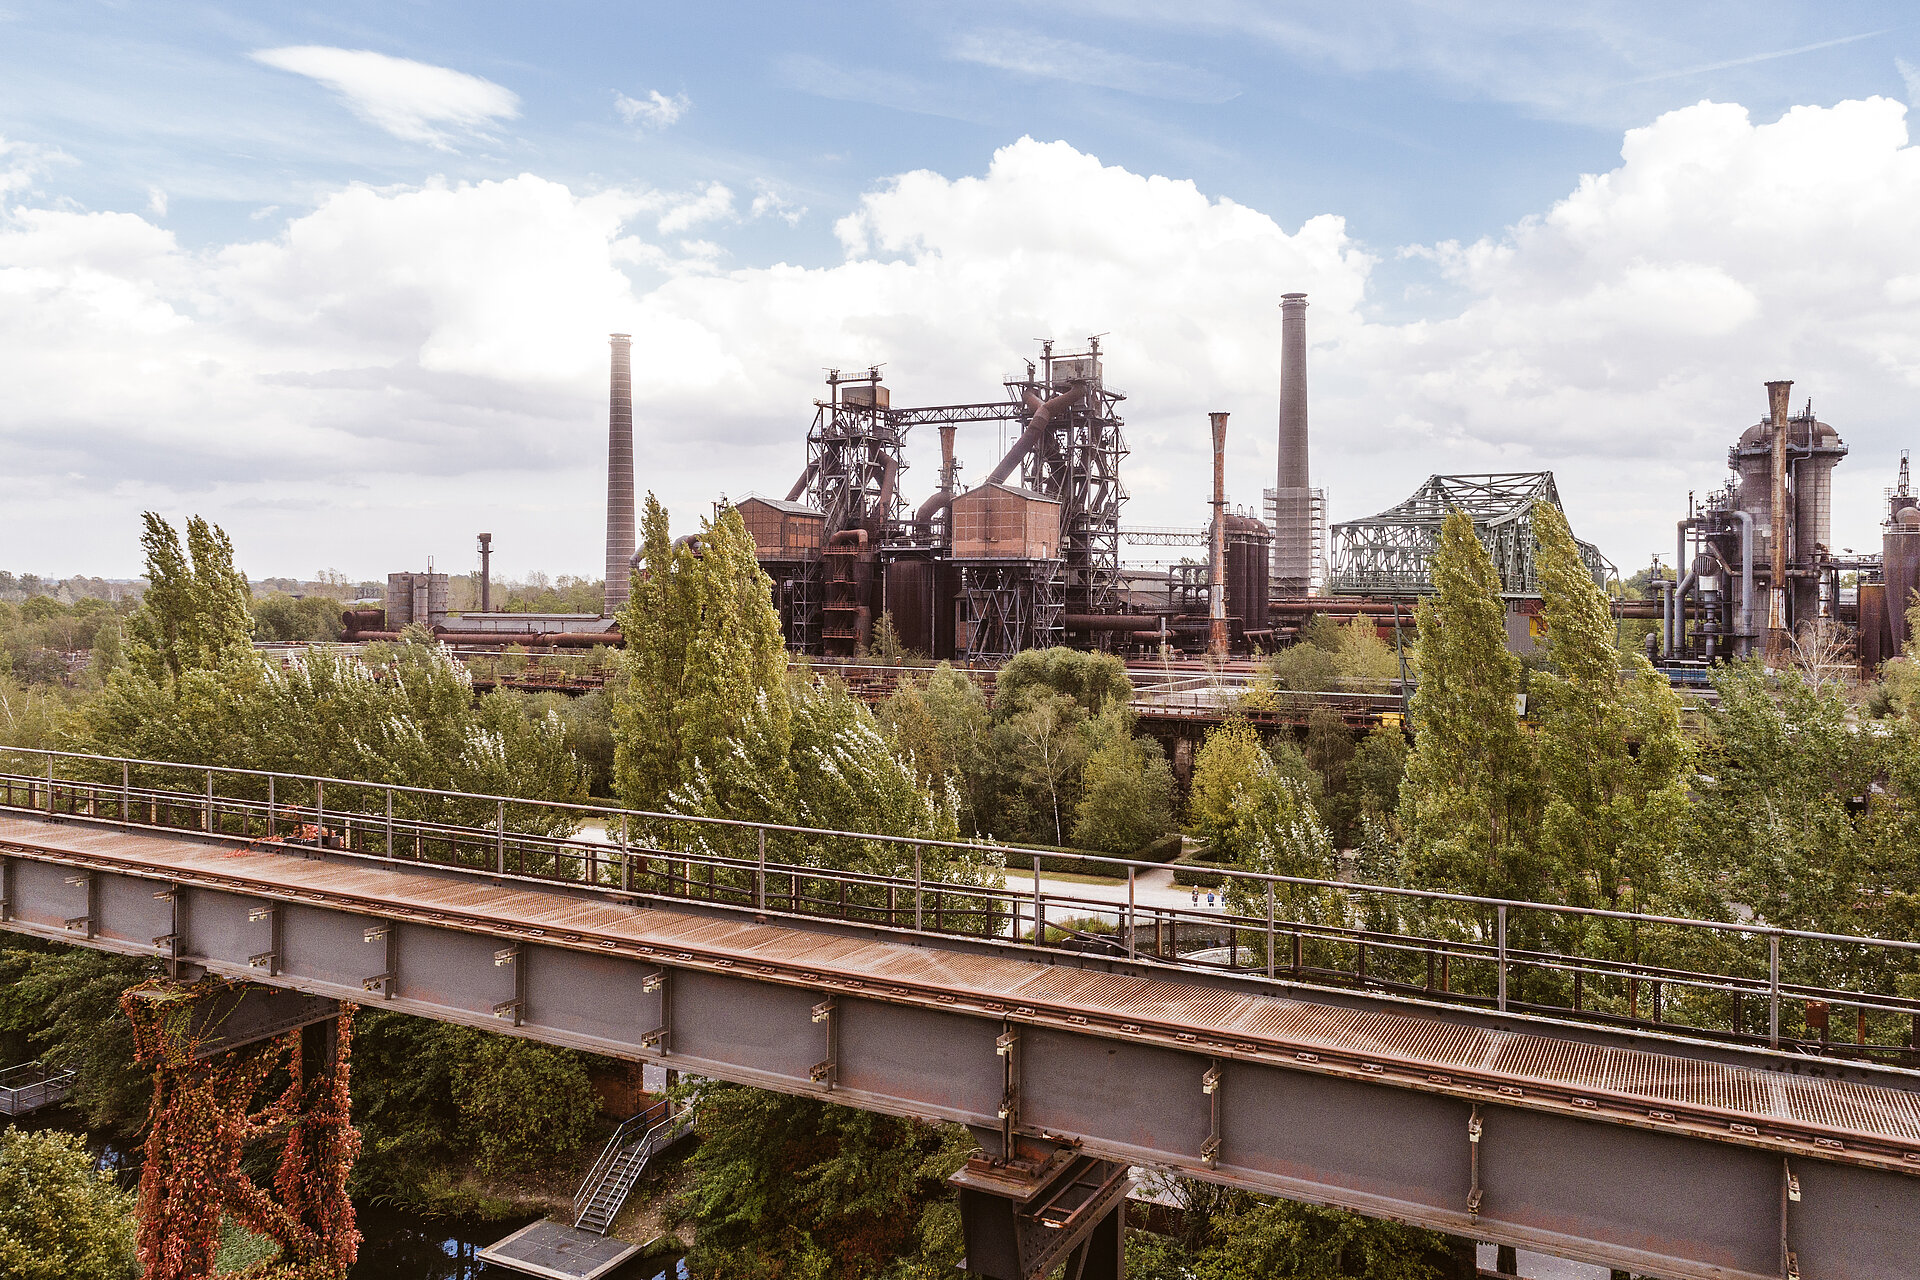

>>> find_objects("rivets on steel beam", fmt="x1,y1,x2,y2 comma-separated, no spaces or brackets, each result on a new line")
1498,1085,1523,1096
1649,1109,1676,1123
1814,1137,1843,1150
1361,1063,1384,1075
1571,1097,1597,1110
1732,1122,1760,1135
1296,1051,1318,1063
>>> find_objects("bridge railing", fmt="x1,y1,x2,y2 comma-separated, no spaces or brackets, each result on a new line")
4,745,1918,1062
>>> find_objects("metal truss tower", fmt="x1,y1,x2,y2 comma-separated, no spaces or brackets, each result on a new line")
1015,338,1129,622
1327,472,1609,597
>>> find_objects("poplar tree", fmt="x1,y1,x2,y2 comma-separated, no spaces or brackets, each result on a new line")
1398,511,1540,901
612,498,792,814
125,513,253,685
1530,501,1692,914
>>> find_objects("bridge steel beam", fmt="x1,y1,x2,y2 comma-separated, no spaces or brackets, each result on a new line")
3,824,1919,1280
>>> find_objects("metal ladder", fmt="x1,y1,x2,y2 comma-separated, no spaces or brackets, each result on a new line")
571,1099,695,1235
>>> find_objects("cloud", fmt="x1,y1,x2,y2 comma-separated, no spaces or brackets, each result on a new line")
251,46,519,146
7,99,1920,578
1901,57,1920,107
145,187,167,218
951,30,1239,104
615,89,690,129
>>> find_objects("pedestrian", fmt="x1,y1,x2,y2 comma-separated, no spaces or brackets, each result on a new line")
1191,887,1199,907
1207,891,1215,909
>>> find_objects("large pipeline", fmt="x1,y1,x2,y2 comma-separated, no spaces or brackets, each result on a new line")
985,384,1084,487
913,423,959,537
786,461,817,504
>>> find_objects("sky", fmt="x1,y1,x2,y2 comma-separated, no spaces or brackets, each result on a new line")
5,2,1920,583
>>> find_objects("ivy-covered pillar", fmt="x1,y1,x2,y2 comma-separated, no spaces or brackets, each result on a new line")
122,980,362,1280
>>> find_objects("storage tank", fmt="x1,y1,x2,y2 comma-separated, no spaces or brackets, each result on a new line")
1886,505,1920,654
1224,513,1271,646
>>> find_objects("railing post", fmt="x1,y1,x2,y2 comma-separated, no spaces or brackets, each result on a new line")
203,769,212,832
496,800,506,874
620,816,629,892
1497,904,1509,1013
1127,866,1137,959
121,760,129,822
385,788,394,858
914,847,923,931
757,828,767,912
315,779,324,847
268,774,275,837
1266,882,1276,980
1032,856,1044,945
1770,933,1782,1049
46,757,55,817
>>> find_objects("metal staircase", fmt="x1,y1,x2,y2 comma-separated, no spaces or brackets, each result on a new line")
571,1098,696,1235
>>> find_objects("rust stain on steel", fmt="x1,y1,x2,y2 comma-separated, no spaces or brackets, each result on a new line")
7,815,1920,1169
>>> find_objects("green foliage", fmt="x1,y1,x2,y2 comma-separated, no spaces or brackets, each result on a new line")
349,1012,600,1201
83,633,585,828
1529,501,1693,913
614,498,792,815
878,664,994,830
1187,1196,1449,1280
992,647,1132,720
1265,617,1400,693
251,593,345,643
1399,511,1539,901
1072,719,1177,854
0,1128,140,1280
126,513,253,686
0,943,159,1134
451,1036,598,1175
679,1082,970,1280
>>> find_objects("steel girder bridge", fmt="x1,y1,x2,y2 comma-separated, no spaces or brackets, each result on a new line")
3,749,1920,1280
1328,472,1612,597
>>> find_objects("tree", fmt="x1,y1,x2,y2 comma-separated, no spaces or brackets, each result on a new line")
451,1036,597,1175
0,1129,140,1280
1002,693,1088,846
1072,715,1176,853
613,498,791,815
678,1083,970,1280
1398,511,1540,901
992,647,1132,721
879,664,994,830
0,944,159,1135
1188,1196,1449,1280
125,514,253,686
1529,500,1692,914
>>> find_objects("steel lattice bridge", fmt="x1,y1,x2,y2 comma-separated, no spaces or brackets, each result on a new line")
3,749,1919,1280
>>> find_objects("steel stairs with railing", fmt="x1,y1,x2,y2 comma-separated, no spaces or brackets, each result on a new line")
571,1098,696,1235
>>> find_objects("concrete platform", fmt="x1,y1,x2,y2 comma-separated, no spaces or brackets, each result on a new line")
475,1219,643,1280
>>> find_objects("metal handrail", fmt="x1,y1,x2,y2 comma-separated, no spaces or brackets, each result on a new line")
571,1101,693,1229
5,745,1920,1058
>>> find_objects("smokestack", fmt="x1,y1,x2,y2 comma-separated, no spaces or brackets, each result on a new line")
604,334,635,617
476,532,492,613
1765,379,1792,661
1210,412,1230,659
1274,293,1312,594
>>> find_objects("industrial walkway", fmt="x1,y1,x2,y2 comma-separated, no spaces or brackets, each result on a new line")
4,749,1920,1278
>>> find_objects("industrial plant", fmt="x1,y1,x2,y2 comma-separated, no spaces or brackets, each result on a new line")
336,297,1917,676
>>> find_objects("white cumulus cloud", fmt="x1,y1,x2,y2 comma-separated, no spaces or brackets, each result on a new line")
6,100,1920,579
252,46,520,147
616,89,690,129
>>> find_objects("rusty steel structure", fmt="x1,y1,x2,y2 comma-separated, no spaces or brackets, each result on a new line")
7,747,1920,1279
1327,473,1608,599
1664,382,1854,665
752,341,1131,661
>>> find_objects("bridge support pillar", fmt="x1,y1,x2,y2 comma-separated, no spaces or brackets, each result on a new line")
950,1146,1128,1280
